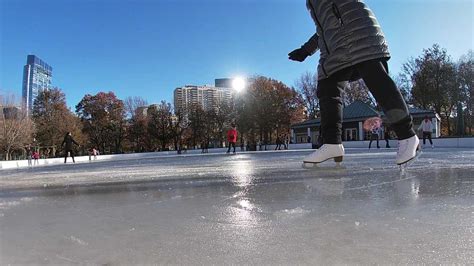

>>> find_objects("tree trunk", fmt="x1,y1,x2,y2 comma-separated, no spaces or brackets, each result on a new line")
446,114,452,136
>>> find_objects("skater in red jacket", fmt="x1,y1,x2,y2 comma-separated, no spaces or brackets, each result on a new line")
226,124,238,154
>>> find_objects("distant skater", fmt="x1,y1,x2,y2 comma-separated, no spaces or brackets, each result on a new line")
418,116,434,148
226,124,238,154
26,145,33,167
89,147,99,161
384,126,391,148
289,0,419,166
62,132,79,163
368,126,380,149
33,150,40,166
275,136,282,150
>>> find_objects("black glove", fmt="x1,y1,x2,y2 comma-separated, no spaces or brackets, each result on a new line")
288,47,309,62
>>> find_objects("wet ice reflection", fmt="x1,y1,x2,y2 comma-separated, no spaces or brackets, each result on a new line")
1,149,472,264
230,158,254,187
225,200,260,228
304,178,347,196
224,157,262,228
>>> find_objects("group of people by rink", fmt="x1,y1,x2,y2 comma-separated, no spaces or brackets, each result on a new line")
367,116,435,150
24,132,99,166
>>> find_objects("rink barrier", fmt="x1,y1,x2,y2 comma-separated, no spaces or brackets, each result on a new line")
0,137,472,170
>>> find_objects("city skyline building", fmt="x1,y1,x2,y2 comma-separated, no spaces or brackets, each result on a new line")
214,78,233,88
22,55,52,116
174,85,234,114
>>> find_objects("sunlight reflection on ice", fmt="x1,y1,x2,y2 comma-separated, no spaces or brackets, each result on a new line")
223,159,262,228
231,159,254,187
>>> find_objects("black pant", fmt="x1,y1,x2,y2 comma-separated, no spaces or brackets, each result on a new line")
64,149,75,163
317,59,415,144
369,134,380,149
422,132,433,145
227,142,236,153
385,137,390,148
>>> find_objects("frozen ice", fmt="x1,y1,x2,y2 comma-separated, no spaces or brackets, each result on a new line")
0,148,473,264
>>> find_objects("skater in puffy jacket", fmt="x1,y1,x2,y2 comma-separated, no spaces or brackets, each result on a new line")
226,124,238,154
62,132,79,163
289,0,419,166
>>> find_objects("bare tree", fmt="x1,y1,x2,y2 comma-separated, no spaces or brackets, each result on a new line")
295,72,319,119
124,96,148,119
401,44,458,135
170,108,188,153
147,101,174,150
343,80,376,107
457,50,473,134
0,94,34,160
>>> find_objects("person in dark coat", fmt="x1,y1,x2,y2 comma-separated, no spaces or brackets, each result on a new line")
368,126,380,149
384,126,392,148
290,0,418,165
275,136,282,150
26,145,33,167
62,132,79,163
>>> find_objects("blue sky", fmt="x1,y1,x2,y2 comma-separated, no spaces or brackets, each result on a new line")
1,0,473,108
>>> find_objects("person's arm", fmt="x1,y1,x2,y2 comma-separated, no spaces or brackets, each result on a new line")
302,33,319,56
289,33,319,62
72,138,79,146
417,121,424,131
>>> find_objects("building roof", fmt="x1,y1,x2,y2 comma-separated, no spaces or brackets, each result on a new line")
292,101,438,129
408,107,435,115
292,101,378,129
343,100,379,121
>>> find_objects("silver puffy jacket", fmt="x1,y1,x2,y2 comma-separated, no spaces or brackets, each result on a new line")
302,0,391,80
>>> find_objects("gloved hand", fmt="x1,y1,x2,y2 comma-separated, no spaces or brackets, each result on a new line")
288,47,309,62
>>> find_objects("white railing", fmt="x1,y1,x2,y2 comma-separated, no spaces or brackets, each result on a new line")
1,138,472,170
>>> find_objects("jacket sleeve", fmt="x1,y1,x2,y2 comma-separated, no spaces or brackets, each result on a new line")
302,33,319,55
417,122,423,131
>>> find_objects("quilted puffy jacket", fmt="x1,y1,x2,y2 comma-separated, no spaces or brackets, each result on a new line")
302,0,391,80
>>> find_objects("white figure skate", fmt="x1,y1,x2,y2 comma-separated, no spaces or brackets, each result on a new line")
397,135,421,170
302,144,345,168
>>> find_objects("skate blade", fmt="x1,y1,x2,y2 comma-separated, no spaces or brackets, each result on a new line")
302,162,345,170
398,150,423,171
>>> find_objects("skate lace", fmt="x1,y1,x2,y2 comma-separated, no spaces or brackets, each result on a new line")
319,145,328,153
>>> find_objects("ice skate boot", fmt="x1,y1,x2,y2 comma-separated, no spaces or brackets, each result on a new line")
396,135,421,169
303,144,344,168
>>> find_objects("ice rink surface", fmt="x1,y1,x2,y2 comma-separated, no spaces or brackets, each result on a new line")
1,148,473,264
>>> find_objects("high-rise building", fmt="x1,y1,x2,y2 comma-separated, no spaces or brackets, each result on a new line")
22,55,52,116
215,77,250,90
174,85,234,113
215,78,234,88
